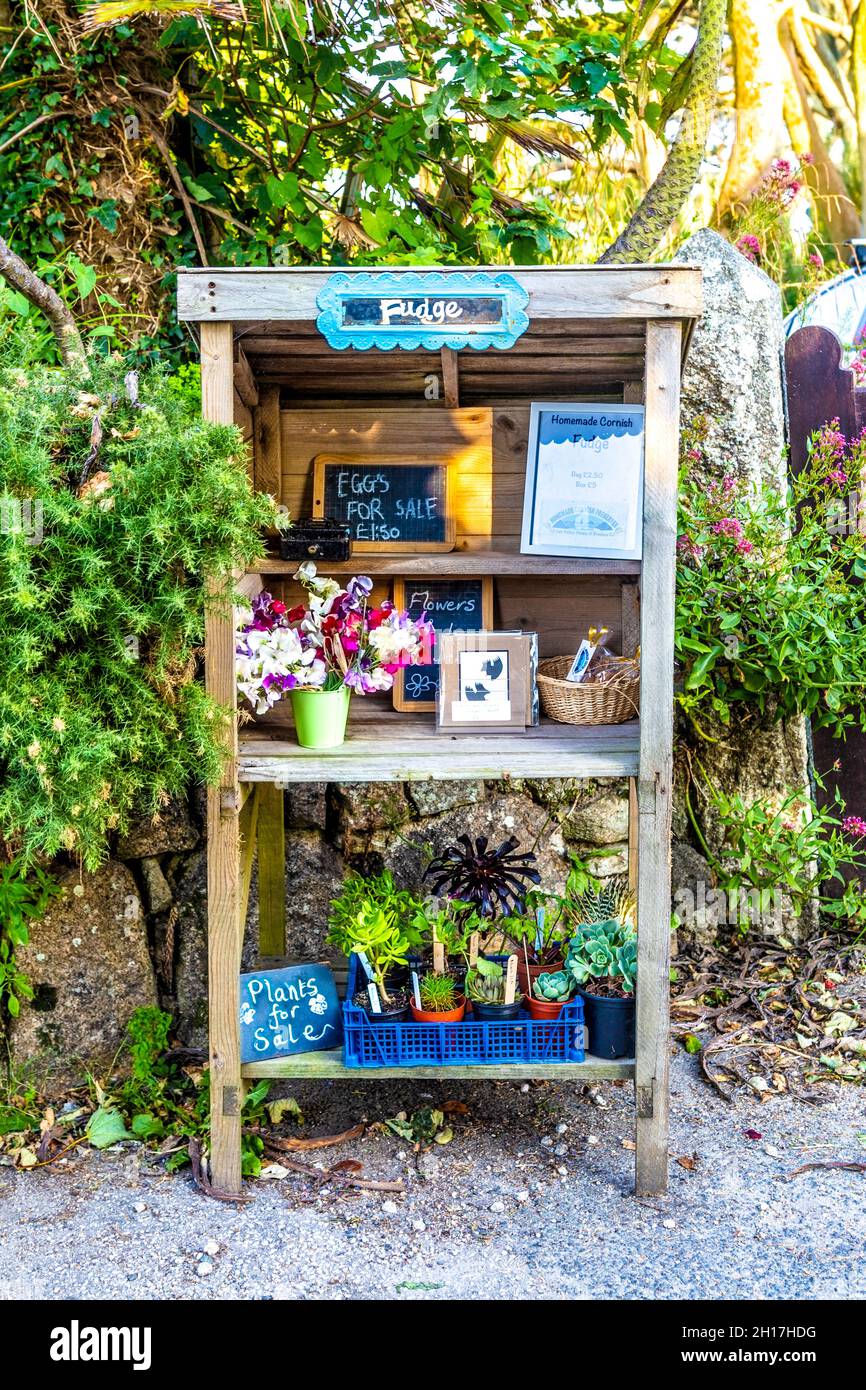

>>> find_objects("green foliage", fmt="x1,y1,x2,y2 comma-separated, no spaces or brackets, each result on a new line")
566,919,637,995
532,969,573,1002
465,954,521,1006
498,893,569,965
695,775,866,934
115,1006,273,1175
328,869,423,951
411,897,484,966
0,321,275,868
0,861,59,1016
675,418,866,738
328,901,412,1004
382,1105,453,1146
418,972,460,1013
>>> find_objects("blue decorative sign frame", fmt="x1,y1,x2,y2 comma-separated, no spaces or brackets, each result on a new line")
316,271,530,352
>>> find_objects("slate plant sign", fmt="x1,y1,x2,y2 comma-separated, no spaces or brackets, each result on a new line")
239,964,342,1063
312,453,455,552
392,576,493,711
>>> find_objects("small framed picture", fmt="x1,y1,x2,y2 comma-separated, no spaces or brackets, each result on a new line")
520,403,645,560
437,632,536,732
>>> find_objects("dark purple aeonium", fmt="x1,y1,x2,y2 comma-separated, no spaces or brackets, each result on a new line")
423,834,541,918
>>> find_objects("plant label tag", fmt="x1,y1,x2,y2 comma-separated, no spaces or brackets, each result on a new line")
468,932,480,966
504,954,518,1005
356,951,375,982
534,906,545,952
367,982,382,1014
411,970,422,1010
433,940,446,974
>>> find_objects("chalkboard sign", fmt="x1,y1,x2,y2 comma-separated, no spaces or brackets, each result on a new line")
313,454,455,553
239,964,342,1063
392,576,493,711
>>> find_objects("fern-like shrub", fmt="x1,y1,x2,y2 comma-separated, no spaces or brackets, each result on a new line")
0,322,275,868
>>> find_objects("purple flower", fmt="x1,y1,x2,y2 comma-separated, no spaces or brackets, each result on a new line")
712,517,745,540
842,815,866,838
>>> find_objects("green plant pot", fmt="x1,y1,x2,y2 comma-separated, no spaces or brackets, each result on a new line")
289,686,351,749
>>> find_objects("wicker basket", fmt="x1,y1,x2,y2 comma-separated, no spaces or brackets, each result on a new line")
537,655,640,726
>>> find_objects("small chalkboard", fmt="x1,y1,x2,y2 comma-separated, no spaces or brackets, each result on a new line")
239,964,342,1063
312,454,455,553
392,576,493,712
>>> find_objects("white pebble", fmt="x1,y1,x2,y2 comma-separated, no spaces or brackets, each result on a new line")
540,1136,554,1148
489,1199,506,1214
520,1084,530,1093
203,1239,219,1256
133,1202,147,1214
516,1190,529,1203
587,1135,600,1146
196,1261,214,1277
557,1165,568,1176
554,1144,567,1157
662,1219,676,1229
412,1218,426,1232
763,1145,780,1158
556,1123,568,1135
382,1200,399,1215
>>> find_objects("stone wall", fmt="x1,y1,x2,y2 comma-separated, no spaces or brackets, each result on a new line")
7,230,814,1079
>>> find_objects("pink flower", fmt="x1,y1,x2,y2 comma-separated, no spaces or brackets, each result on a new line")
736,538,753,554
722,474,735,493
736,234,761,263
842,815,866,838
827,469,848,486
712,517,745,540
808,252,824,269
687,447,703,462
800,151,814,166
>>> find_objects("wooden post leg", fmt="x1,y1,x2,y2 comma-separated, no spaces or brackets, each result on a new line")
628,778,639,894
257,784,286,959
202,320,245,1196
634,319,681,1197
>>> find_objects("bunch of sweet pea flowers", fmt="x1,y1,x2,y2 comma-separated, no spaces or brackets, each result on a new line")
236,561,434,714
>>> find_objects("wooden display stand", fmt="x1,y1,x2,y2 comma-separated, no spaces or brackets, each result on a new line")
177,264,702,1198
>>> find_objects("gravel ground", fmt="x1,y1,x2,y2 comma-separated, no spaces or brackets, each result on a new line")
1,1052,864,1301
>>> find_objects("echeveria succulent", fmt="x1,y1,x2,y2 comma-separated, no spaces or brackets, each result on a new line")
566,918,637,996
532,971,573,1002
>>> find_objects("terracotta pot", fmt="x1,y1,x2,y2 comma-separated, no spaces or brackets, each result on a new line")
526,994,568,1021
410,996,466,1024
516,956,564,999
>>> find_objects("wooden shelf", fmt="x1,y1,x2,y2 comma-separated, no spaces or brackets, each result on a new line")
239,712,639,783
251,550,641,579
242,1047,634,1081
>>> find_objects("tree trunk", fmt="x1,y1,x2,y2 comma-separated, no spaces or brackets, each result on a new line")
717,0,790,217
0,237,88,376
598,0,726,264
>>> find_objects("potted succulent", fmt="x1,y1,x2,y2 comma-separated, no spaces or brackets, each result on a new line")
464,955,522,1021
410,971,466,1024
528,969,576,1021
328,869,424,982
423,834,541,918
565,918,636,1058
498,892,570,998
236,564,433,749
327,899,413,1023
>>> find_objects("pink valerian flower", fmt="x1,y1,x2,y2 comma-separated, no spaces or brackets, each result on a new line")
827,469,848,486
808,251,824,269
712,517,745,540
736,538,754,555
842,815,866,838
736,234,761,263
686,447,703,462
676,534,704,563
722,474,736,494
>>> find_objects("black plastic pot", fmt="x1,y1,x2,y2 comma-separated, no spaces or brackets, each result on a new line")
470,999,522,1022
577,988,635,1059
369,1005,410,1025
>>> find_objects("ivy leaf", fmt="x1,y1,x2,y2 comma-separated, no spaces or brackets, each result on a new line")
86,1106,133,1149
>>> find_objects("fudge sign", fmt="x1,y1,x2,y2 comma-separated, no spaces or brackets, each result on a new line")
239,964,342,1062
316,270,529,351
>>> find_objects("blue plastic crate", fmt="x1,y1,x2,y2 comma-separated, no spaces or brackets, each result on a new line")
342,954,585,1069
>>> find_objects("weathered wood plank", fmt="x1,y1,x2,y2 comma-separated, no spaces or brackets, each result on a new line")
178,266,702,322
441,346,459,407
202,319,244,1197
242,1048,634,1080
253,385,282,499
256,784,286,957
238,784,259,929
233,345,259,409
635,319,681,1197
250,552,640,577
237,719,641,783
